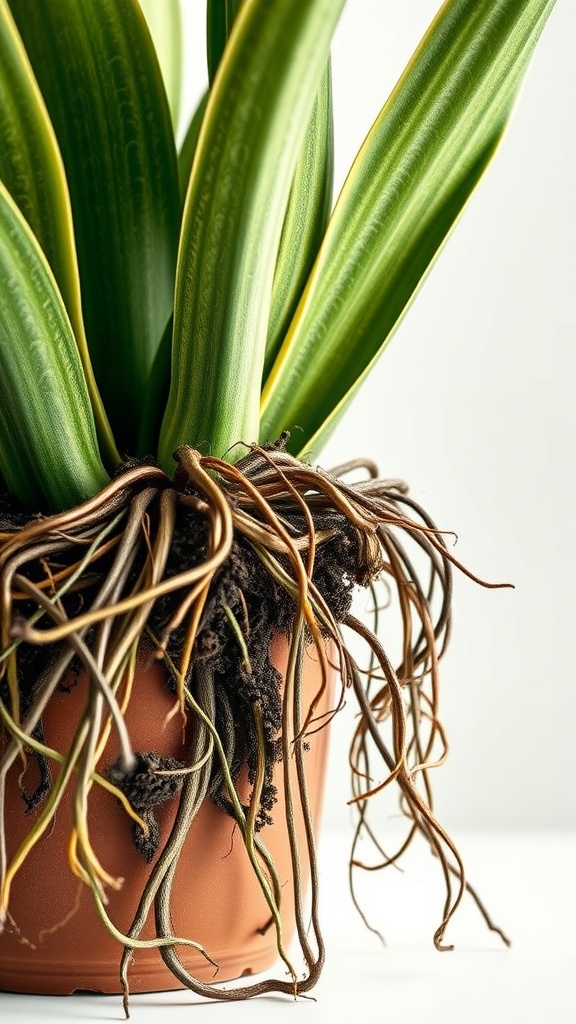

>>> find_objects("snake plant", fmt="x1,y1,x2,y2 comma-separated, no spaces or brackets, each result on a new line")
0,0,555,512
0,1,559,1004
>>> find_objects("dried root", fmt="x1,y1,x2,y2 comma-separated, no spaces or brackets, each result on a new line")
0,439,510,1010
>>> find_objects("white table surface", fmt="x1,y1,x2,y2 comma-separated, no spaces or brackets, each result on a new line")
0,828,574,1023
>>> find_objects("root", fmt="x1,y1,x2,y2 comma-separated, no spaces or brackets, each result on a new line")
0,440,510,1007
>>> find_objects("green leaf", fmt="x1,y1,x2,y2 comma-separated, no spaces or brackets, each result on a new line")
159,0,346,472
0,0,119,470
139,0,183,131
260,0,557,457
206,0,242,84
10,0,180,453
137,316,173,458
0,181,109,512
263,61,333,381
194,0,243,202
207,0,335,383
178,90,208,201
180,2,244,204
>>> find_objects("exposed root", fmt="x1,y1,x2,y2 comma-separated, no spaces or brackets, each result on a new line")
0,440,510,1008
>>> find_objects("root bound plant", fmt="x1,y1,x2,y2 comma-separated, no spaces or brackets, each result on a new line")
0,441,510,1011
0,0,554,1012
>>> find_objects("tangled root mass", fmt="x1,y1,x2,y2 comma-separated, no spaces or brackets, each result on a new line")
0,438,510,1007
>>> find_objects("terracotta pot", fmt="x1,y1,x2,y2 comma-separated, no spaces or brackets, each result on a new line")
0,635,334,994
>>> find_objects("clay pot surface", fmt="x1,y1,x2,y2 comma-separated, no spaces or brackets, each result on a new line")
0,635,334,994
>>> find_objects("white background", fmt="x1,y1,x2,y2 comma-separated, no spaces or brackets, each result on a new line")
1,2,574,1021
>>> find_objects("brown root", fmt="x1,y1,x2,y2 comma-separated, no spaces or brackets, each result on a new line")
0,440,510,1009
